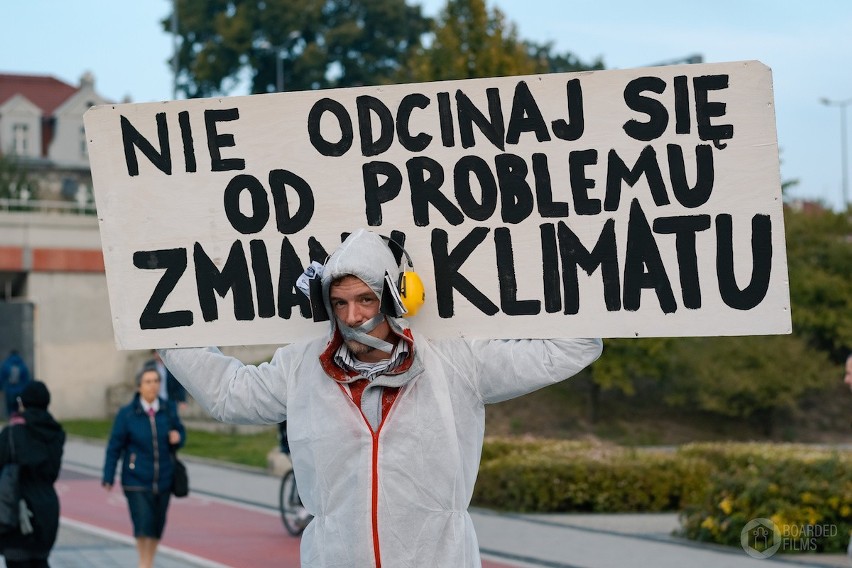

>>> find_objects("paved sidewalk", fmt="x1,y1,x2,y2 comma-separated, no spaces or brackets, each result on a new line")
33,520,221,568
7,437,850,568
474,511,851,568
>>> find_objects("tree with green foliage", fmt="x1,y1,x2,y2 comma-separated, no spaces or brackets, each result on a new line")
166,0,432,97
401,0,601,83
167,0,602,96
584,337,675,422
401,0,532,81
663,334,837,436
524,39,604,75
783,205,852,361
588,204,849,434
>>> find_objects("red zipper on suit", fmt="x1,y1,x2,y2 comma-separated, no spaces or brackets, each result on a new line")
322,328,414,567
370,427,382,568
338,382,401,568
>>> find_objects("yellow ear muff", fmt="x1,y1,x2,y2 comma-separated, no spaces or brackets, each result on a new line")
399,270,425,316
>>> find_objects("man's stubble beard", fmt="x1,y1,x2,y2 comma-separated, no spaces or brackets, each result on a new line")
345,339,374,356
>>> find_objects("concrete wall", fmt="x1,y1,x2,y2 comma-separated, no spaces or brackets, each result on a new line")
0,211,135,418
0,211,98,248
27,270,138,418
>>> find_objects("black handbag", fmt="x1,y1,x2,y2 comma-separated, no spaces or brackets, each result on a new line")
0,426,33,535
171,452,189,497
0,464,21,532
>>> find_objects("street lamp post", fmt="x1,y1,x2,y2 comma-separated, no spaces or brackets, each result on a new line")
276,49,284,92
820,97,852,209
172,0,179,99
259,31,301,93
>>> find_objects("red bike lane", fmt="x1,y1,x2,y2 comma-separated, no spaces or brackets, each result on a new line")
58,467,517,568
58,467,300,567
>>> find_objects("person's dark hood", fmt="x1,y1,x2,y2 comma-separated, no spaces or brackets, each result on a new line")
21,407,65,446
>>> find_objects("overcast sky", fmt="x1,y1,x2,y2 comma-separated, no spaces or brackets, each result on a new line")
3,0,850,210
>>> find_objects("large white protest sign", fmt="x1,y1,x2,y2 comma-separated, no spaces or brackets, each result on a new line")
85,60,790,349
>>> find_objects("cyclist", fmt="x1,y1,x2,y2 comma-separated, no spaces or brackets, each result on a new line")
277,420,289,454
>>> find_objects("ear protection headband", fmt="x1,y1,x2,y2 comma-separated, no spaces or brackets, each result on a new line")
380,234,425,318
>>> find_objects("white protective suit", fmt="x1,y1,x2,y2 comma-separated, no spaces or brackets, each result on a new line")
160,230,603,568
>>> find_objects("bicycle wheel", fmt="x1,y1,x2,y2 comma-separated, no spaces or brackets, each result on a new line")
279,469,311,536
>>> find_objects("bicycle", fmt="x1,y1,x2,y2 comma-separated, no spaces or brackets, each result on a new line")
277,422,312,536
279,468,313,536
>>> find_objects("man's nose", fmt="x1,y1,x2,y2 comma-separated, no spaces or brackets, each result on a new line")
343,303,364,325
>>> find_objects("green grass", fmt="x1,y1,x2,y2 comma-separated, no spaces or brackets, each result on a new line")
63,419,113,439
63,419,279,469
180,428,279,468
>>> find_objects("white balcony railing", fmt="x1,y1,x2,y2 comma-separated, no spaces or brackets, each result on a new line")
0,198,97,216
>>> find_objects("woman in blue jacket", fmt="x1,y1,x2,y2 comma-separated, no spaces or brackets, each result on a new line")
102,363,185,568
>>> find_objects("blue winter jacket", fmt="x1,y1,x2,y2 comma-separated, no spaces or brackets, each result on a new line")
102,394,185,493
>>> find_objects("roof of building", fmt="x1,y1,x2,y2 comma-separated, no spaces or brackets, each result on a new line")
0,73,79,114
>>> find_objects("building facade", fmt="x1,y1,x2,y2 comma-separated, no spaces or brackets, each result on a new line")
0,211,130,418
0,71,276,419
0,71,111,208
0,72,113,417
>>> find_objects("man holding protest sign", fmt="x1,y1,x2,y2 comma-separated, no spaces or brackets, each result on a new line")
84,59,792,567
160,228,602,567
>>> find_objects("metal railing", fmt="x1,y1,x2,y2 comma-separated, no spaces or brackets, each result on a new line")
0,198,97,216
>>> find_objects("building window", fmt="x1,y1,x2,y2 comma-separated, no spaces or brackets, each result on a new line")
12,124,28,155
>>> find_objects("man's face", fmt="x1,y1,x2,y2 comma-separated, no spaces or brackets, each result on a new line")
844,357,852,392
329,275,393,361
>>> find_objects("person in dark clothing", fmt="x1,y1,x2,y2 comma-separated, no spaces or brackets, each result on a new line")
0,381,66,568
102,363,185,568
0,351,31,419
277,420,290,454
146,351,187,411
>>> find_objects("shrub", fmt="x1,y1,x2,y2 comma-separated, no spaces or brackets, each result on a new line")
473,438,852,554
472,437,709,512
677,443,852,553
